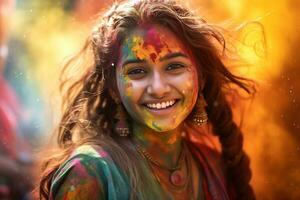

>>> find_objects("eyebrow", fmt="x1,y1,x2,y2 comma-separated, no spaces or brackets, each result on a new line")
122,52,188,68
159,52,188,61
122,59,146,68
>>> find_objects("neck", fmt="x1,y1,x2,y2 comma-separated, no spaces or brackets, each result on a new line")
132,122,184,168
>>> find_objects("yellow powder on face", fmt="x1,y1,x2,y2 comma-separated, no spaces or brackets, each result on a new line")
125,30,195,132
131,35,181,63
131,36,148,60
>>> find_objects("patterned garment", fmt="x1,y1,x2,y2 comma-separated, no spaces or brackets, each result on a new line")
50,145,129,200
50,125,231,200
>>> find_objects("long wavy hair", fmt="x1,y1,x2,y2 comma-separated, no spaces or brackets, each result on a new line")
39,0,256,199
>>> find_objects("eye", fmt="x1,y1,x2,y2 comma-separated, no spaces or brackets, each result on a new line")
127,68,147,79
166,63,186,73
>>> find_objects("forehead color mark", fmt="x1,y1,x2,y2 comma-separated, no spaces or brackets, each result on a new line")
121,38,137,62
142,27,165,62
122,27,182,64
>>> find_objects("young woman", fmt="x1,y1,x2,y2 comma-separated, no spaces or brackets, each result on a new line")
39,0,256,199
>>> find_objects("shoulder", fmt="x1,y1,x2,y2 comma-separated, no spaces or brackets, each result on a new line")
52,144,114,182
50,144,129,200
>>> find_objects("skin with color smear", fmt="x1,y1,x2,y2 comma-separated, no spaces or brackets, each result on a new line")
116,24,199,132
116,24,201,168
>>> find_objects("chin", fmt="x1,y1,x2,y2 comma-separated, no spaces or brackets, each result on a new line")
147,121,181,132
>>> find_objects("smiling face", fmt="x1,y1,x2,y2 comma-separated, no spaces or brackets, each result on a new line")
116,24,199,132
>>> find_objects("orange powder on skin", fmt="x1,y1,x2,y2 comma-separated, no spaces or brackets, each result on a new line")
129,31,193,131
118,25,199,133
129,34,176,131
130,33,181,64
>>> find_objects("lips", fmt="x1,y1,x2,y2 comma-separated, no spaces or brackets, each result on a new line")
143,99,179,110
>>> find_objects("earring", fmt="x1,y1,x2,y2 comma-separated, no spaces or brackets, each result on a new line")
191,94,208,126
114,104,130,136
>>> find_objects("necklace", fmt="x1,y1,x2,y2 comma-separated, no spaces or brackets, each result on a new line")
135,142,187,187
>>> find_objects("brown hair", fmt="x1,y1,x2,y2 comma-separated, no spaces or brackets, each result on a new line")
39,0,256,199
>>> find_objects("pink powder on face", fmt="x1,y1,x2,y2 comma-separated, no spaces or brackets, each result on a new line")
143,27,166,62
150,53,157,62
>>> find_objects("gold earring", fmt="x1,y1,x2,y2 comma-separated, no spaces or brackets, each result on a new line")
114,104,130,136
191,94,208,126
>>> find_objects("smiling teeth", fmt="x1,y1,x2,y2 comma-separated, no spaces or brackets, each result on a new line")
146,100,176,109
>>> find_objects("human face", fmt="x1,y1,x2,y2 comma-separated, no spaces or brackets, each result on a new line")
116,24,199,132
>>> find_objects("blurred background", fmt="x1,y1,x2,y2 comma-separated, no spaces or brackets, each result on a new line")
0,0,299,199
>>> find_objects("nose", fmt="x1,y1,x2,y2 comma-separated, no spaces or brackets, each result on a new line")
146,72,171,98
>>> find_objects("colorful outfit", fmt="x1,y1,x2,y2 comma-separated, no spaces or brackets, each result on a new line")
50,124,231,200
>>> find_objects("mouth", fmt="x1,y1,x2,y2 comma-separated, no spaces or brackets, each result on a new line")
142,99,180,110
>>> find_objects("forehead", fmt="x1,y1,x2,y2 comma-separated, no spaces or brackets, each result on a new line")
119,24,188,63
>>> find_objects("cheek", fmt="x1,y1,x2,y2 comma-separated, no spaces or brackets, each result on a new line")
117,75,144,109
117,73,130,97
189,70,199,97
176,68,199,114
183,81,198,113
179,69,199,97
182,79,196,94
188,69,199,108
123,81,133,97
